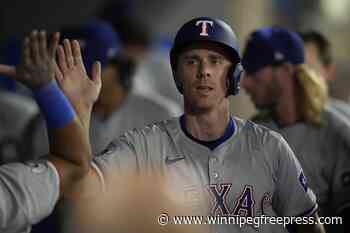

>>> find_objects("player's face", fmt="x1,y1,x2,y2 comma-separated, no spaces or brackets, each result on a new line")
241,66,280,110
176,43,232,113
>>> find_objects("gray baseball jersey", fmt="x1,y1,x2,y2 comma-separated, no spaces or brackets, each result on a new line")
253,108,350,217
93,116,317,232
90,92,181,154
0,91,39,163
327,98,350,120
0,161,59,233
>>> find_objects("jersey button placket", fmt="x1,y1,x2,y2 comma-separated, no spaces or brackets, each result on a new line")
213,172,219,179
209,156,220,183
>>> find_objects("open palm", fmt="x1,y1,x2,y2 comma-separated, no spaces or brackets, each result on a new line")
55,39,101,127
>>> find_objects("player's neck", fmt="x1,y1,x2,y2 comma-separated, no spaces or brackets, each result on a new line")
184,101,230,141
274,83,301,126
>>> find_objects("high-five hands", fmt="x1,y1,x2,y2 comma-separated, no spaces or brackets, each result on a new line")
0,30,59,89
55,39,101,127
0,30,101,129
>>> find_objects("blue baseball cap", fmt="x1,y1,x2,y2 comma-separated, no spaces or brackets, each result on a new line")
61,20,121,75
242,26,305,74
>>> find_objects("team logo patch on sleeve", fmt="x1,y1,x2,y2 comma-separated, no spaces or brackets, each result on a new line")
299,171,308,192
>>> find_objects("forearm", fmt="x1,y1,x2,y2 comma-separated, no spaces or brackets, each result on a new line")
31,80,93,200
48,155,103,201
33,81,92,172
48,117,91,172
45,106,94,199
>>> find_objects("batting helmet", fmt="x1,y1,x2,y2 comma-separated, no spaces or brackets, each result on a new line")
170,17,243,95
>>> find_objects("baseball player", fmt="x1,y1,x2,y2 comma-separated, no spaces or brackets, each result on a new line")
299,30,350,119
0,19,325,233
0,30,101,233
241,26,350,232
99,5,184,114
48,18,323,233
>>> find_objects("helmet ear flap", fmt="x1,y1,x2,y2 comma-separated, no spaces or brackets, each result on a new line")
228,63,243,95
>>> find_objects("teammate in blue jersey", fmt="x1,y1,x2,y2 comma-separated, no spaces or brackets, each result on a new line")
0,19,326,233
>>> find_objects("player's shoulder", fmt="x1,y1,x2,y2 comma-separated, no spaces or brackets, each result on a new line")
250,110,273,124
234,116,285,151
328,98,350,119
120,117,178,142
322,107,350,145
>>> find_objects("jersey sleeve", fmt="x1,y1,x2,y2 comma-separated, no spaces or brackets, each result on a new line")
92,124,166,187
93,132,139,180
330,137,350,214
272,135,318,217
0,160,59,232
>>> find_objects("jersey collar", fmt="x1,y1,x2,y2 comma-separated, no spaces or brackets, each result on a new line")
179,114,235,150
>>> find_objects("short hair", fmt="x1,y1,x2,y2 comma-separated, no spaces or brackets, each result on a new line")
299,30,333,65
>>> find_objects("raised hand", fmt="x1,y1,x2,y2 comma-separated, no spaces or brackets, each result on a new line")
55,39,101,128
0,30,60,89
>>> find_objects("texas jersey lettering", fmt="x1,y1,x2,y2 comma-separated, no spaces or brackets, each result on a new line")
94,117,317,233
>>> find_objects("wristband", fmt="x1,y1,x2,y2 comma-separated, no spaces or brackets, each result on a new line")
33,81,76,129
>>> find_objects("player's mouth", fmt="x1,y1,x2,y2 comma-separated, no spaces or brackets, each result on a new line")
196,85,213,93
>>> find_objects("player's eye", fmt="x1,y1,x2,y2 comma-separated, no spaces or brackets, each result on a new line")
209,56,223,65
185,58,198,66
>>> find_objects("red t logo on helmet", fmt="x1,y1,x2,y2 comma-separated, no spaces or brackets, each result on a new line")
196,20,214,36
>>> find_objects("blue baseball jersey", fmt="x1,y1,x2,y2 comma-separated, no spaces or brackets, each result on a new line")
93,116,317,232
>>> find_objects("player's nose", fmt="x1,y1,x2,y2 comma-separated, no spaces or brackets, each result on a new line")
197,61,211,79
